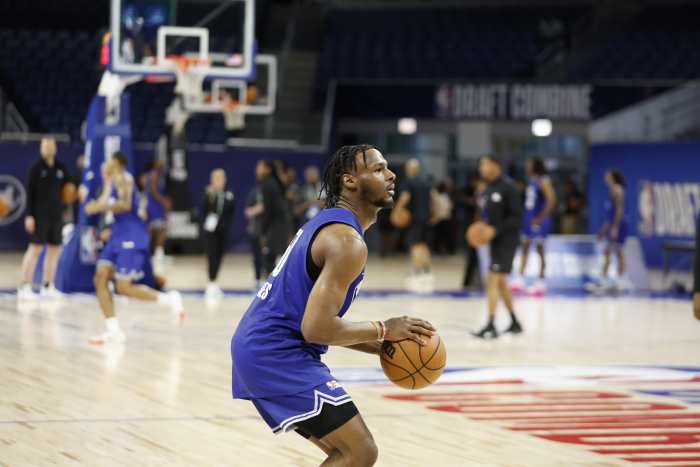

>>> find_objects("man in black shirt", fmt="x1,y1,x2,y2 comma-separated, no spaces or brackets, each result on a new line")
473,156,523,339
201,169,235,299
18,137,69,300
693,213,700,321
396,159,436,293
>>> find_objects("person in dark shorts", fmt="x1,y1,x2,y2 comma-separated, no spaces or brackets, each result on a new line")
395,159,436,293
472,156,523,339
18,137,70,300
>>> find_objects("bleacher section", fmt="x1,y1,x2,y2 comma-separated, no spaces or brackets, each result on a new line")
568,6,700,81
1,5,698,143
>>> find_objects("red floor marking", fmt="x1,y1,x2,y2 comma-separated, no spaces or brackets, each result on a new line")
537,431,700,446
595,448,700,455
624,456,700,463
429,402,685,414
471,413,700,422
511,421,700,430
385,390,625,402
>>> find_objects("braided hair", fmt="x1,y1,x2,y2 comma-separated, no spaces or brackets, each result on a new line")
320,144,376,208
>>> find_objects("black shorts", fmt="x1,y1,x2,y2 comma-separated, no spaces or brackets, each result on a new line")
30,218,63,246
489,235,519,274
294,400,359,440
406,222,432,246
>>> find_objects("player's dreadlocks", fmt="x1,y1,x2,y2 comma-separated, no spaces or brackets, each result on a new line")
320,144,376,208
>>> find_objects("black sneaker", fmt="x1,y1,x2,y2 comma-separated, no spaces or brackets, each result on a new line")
504,321,523,335
472,323,499,339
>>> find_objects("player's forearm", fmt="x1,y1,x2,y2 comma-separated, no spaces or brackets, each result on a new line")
345,341,382,355
302,317,380,347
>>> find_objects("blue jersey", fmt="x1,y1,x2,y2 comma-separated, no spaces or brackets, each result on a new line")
231,208,365,399
524,176,548,220
109,173,149,250
145,170,166,222
604,187,628,244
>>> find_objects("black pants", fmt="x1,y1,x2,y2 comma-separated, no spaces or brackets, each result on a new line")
463,245,481,288
205,231,227,281
249,235,263,281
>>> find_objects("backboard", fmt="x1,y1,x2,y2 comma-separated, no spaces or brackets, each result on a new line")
110,0,255,79
182,54,278,115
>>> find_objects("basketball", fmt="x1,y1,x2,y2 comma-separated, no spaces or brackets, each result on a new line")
390,206,411,228
380,333,446,390
62,182,78,205
466,221,492,248
0,197,10,218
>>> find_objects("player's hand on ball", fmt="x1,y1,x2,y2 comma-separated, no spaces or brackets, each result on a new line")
24,216,35,234
384,316,436,346
481,223,496,242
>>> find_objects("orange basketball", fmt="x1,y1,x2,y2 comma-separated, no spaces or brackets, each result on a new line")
380,333,446,390
466,221,491,248
246,86,259,103
390,206,411,228
0,197,10,218
62,183,78,205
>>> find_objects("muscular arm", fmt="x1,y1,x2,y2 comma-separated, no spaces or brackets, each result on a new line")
344,342,382,355
300,224,379,346
86,175,132,214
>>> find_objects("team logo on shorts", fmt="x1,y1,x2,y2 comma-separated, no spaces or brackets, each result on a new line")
0,175,27,226
326,380,342,390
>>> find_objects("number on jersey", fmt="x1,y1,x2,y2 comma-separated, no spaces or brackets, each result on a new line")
257,229,304,300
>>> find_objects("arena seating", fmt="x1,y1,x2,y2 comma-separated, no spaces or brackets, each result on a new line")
1,5,698,143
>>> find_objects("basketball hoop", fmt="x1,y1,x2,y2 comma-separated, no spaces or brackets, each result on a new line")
167,55,211,109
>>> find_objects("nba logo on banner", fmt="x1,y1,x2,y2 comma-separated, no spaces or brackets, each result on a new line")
79,226,98,264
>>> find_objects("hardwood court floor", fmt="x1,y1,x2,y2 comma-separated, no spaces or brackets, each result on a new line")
1,254,698,466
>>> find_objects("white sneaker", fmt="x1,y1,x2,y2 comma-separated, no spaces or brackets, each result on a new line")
17,284,38,301
89,330,126,345
205,283,223,299
416,274,435,294
40,284,63,300
527,280,547,297
510,277,526,293
167,290,185,321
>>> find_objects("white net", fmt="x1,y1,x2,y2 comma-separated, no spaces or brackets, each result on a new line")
223,101,245,130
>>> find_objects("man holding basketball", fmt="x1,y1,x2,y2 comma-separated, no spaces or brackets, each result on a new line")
472,156,523,339
231,145,435,466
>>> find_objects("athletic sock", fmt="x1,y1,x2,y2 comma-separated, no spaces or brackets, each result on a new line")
156,292,170,305
105,317,121,333
154,246,165,259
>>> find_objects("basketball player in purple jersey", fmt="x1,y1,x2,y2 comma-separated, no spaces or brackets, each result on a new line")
231,145,436,466
601,170,629,288
143,159,170,274
85,153,183,344
511,159,556,296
